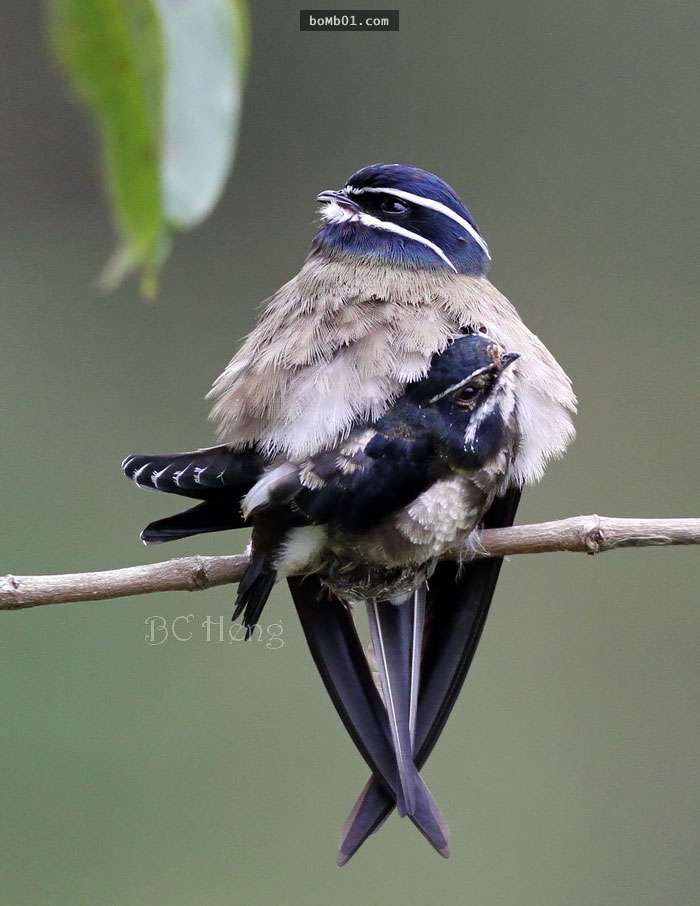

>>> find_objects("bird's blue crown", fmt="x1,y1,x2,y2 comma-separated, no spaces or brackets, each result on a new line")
313,164,490,276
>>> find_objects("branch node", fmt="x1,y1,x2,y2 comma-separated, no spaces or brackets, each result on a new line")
190,558,211,591
0,575,21,609
581,514,604,555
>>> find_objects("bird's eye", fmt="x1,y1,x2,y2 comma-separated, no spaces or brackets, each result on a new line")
379,197,408,215
458,386,479,402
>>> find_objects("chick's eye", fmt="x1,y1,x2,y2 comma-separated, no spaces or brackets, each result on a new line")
459,387,478,401
380,197,408,215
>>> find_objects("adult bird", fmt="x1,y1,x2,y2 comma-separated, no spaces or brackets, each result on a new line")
123,164,576,862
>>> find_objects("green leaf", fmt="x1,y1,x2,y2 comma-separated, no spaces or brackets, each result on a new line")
51,0,249,295
51,0,165,294
155,0,249,227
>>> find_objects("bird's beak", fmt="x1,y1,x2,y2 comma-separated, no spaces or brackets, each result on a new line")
317,189,361,213
500,352,520,370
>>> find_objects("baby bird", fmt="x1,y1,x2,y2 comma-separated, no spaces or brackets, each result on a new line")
123,332,520,855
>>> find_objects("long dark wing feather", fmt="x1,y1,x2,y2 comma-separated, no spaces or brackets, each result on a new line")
365,592,425,819
233,552,277,637
288,577,450,860
417,487,522,752
141,500,246,543
123,446,264,544
336,487,522,864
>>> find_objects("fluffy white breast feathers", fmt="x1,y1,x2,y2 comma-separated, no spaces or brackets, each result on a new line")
208,259,576,486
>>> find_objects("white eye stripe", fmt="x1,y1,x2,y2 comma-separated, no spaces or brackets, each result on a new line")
427,375,476,404
357,212,458,272
345,185,491,260
320,201,458,271
426,365,493,404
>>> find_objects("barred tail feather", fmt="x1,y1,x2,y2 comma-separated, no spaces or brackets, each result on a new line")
122,446,264,501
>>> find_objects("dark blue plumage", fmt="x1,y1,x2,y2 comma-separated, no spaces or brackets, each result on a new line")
295,433,435,533
404,331,500,403
121,446,265,542
313,164,490,275
121,446,264,501
297,334,515,534
123,333,516,602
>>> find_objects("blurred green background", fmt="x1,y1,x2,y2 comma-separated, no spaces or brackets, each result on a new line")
2,1,698,904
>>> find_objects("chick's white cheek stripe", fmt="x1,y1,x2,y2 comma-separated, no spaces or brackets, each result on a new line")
346,185,491,259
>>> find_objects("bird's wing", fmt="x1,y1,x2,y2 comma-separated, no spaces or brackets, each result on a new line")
288,576,449,860
417,486,522,751
232,551,277,638
336,486,522,864
233,420,439,635
293,424,438,533
365,592,420,818
232,510,310,635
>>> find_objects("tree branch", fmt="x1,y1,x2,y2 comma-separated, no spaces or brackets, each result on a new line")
1,515,698,612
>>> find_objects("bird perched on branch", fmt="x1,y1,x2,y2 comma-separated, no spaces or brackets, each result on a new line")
122,164,576,864
125,332,520,854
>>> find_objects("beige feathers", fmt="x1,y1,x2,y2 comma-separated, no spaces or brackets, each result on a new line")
208,256,576,486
